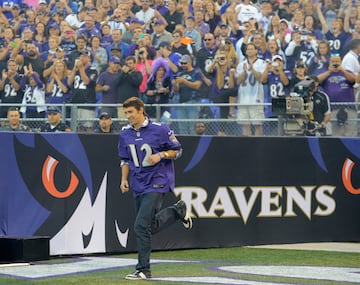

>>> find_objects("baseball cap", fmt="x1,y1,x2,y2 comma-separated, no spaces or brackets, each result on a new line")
279,19,289,26
39,0,47,4
218,22,227,28
12,3,20,9
50,23,60,30
158,41,171,49
272,54,283,61
180,54,191,64
295,61,306,68
109,56,120,63
130,17,143,24
48,106,60,114
99,112,111,119
79,50,91,56
186,15,195,21
154,19,164,25
110,46,122,52
56,46,64,52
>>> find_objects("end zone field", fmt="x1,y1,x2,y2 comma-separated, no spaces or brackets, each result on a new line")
0,244,359,285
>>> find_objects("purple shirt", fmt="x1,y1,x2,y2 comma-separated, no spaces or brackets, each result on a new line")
97,71,119,103
118,119,182,197
320,71,355,102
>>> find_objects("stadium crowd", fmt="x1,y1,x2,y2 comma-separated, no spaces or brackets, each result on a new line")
0,0,359,136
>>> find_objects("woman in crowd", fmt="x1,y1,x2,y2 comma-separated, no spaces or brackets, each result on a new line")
46,59,71,116
20,66,46,119
308,39,331,76
207,50,236,135
90,35,108,73
145,57,172,118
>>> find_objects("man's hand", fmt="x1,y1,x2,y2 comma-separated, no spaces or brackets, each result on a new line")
120,180,129,193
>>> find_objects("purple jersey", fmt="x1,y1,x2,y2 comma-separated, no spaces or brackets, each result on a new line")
96,71,119,104
320,71,355,103
46,77,71,104
266,70,291,98
118,119,182,197
325,31,352,57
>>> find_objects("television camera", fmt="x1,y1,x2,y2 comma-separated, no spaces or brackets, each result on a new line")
272,77,319,136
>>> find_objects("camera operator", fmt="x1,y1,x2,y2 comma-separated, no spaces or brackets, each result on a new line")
317,55,356,137
306,76,332,136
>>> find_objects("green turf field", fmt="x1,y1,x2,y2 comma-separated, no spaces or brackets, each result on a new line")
0,247,359,285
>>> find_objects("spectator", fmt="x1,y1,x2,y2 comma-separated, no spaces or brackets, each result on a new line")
40,106,71,132
122,18,144,44
135,0,164,32
135,46,153,103
116,56,143,118
308,39,331,76
284,30,317,68
235,0,260,24
93,112,115,133
171,29,193,56
163,0,183,33
68,35,88,69
0,107,31,132
20,66,46,119
184,15,201,51
261,54,290,120
204,0,221,33
145,57,172,118
317,5,352,57
194,10,210,38
44,46,69,79
105,7,128,34
289,60,308,91
153,0,168,16
194,121,206,135
65,7,88,30
157,41,180,78
151,19,172,49
106,28,129,58
45,59,71,110
90,35,108,73
197,32,217,100
207,50,236,136
76,14,102,43
95,56,122,118
236,42,266,136
68,50,98,132
318,55,357,137
173,54,202,135
41,35,61,62
61,28,77,60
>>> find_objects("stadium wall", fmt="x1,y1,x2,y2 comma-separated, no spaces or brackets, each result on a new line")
0,133,359,255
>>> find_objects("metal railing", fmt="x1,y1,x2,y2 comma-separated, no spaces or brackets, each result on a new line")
0,102,359,137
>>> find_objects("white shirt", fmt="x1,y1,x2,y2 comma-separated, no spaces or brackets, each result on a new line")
342,50,360,76
236,58,266,104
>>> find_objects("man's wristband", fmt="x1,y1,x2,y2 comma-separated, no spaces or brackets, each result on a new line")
157,152,162,160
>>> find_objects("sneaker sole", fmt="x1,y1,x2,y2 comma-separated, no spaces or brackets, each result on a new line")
183,212,193,229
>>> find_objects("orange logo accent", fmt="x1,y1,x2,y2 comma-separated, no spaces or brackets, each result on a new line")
342,158,360,195
42,155,79,198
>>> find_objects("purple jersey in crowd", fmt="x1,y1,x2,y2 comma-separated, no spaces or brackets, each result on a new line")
96,71,119,104
118,119,182,197
320,71,355,103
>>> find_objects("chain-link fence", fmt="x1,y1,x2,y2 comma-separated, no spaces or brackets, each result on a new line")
0,102,359,137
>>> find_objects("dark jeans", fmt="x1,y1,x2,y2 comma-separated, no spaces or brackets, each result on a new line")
134,192,179,272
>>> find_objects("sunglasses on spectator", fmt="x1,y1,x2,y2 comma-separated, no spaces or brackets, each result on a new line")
172,34,180,38
180,62,188,65
216,57,226,61
204,38,213,41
